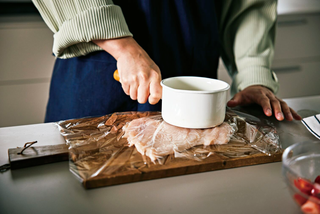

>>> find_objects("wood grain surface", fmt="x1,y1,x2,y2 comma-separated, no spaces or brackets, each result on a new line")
9,144,69,169
81,149,282,189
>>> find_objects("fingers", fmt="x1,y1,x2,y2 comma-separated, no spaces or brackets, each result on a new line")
129,82,138,100
267,95,301,121
116,44,162,105
227,93,242,107
121,75,148,103
277,99,292,121
257,93,274,117
137,81,149,104
266,95,284,120
234,85,301,121
149,80,162,105
261,93,303,121
290,107,302,120
121,81,130,96
119,69,161,104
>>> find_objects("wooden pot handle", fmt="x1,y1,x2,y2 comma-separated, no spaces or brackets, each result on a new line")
113,69,120,82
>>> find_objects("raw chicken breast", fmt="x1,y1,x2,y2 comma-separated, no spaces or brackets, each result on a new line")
123,116,235,162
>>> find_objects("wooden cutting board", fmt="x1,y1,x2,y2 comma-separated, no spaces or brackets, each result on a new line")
7,111,283,189
59,111,283,189
80,149,282,189
8,142,282,189
8,143,69,169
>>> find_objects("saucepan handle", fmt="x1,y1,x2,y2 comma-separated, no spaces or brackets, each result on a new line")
113,70,120,82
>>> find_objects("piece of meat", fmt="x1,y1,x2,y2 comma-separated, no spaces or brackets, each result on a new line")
123,116,235,162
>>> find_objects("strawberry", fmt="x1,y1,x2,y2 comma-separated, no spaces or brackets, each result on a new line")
301,198,320,214
312,184,320,199
294,178,315,195
294,193,308,206
315,176,320,185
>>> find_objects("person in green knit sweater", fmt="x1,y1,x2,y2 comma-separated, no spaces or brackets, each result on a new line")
32,0,301,122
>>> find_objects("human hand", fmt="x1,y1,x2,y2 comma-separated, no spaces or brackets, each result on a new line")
227,85,302,121
93,37,162,104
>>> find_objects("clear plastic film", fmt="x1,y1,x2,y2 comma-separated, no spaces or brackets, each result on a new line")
57,110,281,186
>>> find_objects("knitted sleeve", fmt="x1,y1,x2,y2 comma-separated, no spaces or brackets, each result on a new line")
218,0,279,95
32,0,133,59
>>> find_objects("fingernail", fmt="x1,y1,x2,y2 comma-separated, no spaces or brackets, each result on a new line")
277,112,284,120
266,109,272,116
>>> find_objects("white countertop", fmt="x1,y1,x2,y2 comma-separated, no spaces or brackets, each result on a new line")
0,96,319,214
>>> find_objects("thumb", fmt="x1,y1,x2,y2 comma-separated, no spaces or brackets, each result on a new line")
227,93,242,107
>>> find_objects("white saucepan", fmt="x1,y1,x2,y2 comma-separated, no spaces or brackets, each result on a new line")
161,76,230,129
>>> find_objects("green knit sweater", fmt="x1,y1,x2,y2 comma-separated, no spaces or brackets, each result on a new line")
32,0,279,95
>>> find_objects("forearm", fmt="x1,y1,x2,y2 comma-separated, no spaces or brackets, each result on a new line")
218,0,279,95
93,37,144,60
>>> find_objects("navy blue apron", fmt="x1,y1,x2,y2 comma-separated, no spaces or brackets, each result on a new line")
45,0,220,122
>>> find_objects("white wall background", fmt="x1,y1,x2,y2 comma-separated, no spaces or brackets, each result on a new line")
0,15,55,127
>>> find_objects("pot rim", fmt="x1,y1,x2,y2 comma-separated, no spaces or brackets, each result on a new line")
161,76,230,94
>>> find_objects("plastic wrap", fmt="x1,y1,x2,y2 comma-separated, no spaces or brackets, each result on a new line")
123,116,236,163
57,110,281,186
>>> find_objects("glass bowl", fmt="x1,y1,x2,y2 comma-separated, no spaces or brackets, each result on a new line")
282,141,320,214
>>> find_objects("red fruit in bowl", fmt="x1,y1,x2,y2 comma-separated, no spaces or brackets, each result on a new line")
294,193,308,206
315,176,320,185
294,178,315,195
312,184,320,199
301,198,320,214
